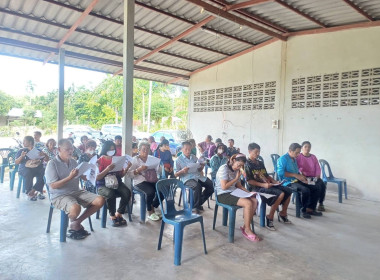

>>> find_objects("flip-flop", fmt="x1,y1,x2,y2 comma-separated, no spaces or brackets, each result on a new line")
67,230,88,240
117,216,127,226
240,227,261,242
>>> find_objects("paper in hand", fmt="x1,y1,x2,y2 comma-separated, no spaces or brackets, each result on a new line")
84,163,98,186
88,155,97,165
258,192,276,199
75,162,92,178
145,156,161,169
26,147,45,160
123,154,134,169
256,193,262,216
187,162,200,173
111,156,127,172
271,179,286,186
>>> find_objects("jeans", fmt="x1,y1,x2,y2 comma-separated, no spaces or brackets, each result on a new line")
134,181,164,211
98,183,131,216
292,182,321,211
315,178,326,204
185,178,214,209
22,166,45,194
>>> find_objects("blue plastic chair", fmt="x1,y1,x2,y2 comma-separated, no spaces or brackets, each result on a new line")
156,179,207,266
245,182,267,227
45,181,94,242
9,164,19,191
0,148,13,183
319,159,347,203
213,188,255,243
270,154,280,180
16,174,25,198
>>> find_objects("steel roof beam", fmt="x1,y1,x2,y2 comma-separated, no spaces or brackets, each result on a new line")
43,0,99,64
0,9,210,65
42,0,232,56
185,0,286,40
340,0,374,21
225,0,272,10
274,0,327,28
0,37,189,79
209,0,287,33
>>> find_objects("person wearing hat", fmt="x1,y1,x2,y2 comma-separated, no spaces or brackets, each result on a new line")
154,139,175,178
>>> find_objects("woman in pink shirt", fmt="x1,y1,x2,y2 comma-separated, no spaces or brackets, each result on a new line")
296,141,326,211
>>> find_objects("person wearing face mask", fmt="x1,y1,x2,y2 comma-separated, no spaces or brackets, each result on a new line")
96,141,132,227
277,143,322,219
210,143,228,182
78,140,98,194
154,139,174,178
215,154,260,242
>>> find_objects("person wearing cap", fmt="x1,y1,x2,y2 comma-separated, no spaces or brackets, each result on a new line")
154,139,174,178
208,138,223,159
175,141,214,213
114,135,122,156
210,143,228,182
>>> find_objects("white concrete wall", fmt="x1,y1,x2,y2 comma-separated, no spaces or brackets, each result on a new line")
189,26,380,201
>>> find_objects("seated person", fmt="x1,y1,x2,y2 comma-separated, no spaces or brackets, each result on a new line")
296,141,327,212
245,143,292,230
132,142,138,157
67,137,82,160
78,140,98,194
215,154,260,242
226,138,240,157
15,136,47,201
45,139,105,239
128,142,163,222
277,143,322,219
78,135,89,154
177,138,197,157
208,138,222,159
174,141,214,213
210,143,228,181
114,135,122,156
197,135,214,158
42,138,58,161
154,139,174,178
34,131,45,150
148,136,158,154
96,141,132,227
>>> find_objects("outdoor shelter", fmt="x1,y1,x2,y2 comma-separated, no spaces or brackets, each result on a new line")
0,0,379,199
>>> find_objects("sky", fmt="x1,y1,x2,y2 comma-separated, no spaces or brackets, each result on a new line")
0,55,107,97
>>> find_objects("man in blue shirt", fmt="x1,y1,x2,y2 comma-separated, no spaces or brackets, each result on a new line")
277,143,322,219
175,141,214,213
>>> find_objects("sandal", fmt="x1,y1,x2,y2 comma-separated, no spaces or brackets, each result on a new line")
117,216,127,226
28,195,37,201
241,228,261,242
111,218,121,227
67,229,88,240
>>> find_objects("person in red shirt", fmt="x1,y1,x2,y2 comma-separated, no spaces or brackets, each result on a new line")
96,141,131,227
114,135,122,156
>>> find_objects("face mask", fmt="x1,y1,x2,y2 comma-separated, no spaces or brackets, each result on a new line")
87,150,95,155
217,149,223,154
107,150,115,156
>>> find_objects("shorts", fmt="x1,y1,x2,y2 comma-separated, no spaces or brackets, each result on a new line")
249,185,292,206
51,190,98,214
217,192,240,206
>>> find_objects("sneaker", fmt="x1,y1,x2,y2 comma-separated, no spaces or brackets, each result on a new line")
302,212,311,219
266,216,276,231
308,210,323,216
317,204,325,212
37,193,45,200
148,213,160,221
28,196,37,201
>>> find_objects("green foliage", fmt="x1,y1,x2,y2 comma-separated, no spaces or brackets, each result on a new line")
0,90,21,116
1,76,188,132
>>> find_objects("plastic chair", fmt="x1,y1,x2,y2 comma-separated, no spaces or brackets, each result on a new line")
45,181,94,242
270,154,280,180
0,148,13,183
178,187,211,209
9,164,19,191
213,189,255,243
319,159,347,203
131,186,147,223
16,174,25,198
156,178,207,266
99,196,132,228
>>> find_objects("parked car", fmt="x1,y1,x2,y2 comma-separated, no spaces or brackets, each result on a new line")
101,124,122,137
151,130,193,155
63,125,101,141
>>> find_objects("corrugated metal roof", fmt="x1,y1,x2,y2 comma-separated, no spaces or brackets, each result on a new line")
0,0,379,87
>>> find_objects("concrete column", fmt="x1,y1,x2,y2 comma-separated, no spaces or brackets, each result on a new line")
122,0,134,155
57,48,65,141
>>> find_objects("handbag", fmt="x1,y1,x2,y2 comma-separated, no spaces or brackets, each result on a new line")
104,174,119,189
25,159,41,168
144,169,158,183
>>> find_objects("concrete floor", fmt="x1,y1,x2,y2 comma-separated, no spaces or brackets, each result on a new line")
0,178,379,280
